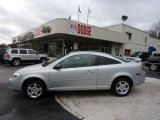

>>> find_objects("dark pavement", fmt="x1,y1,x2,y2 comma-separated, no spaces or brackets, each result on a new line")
0,63,78,120
145,69,160,79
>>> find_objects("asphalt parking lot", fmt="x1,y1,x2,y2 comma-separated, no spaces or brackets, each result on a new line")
0,63,78,120
0,63,160,120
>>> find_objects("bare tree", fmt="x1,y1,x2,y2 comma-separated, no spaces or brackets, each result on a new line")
149,21,160,39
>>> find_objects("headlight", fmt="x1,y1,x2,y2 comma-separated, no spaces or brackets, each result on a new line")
12,72,20,79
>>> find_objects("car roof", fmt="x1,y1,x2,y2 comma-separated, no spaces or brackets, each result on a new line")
8,48,33,50
69,51,118,59
69,51,108,55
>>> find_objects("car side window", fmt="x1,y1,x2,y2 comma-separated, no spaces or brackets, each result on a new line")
20,50,27,54
28,50,37,54
11,50,18,54
98,56,120,65
59,54,96,69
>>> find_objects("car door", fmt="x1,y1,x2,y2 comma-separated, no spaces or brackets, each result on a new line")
97,56,121,89
19,49,28,61
28,49,39,61
49,54,98,90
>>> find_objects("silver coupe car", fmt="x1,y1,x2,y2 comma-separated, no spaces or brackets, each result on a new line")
9,51,145,99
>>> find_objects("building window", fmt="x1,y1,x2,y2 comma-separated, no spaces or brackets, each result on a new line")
145,37,147,43
126,32,132,40
100,41,112,54
115,48,120,56
125,49,131,56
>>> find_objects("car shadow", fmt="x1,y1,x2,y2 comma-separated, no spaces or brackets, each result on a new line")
0,62,38,68
54,86,143,100
145,69,160,79
0,83,78,120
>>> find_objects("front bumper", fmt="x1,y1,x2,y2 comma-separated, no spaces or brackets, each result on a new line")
9,77,22,92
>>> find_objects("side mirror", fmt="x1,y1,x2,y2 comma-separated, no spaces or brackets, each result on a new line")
53,64,62,70
36,53,38,55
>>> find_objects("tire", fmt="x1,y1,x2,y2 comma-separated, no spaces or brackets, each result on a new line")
40,58,47,63
23,80,46,100
2,60,5,64
149,63,158,71
12,58,21,66
111,77,131,97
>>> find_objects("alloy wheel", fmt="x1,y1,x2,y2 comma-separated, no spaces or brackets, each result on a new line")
116,81,130,95
150,64,158,71
40,58,47,63
13,59,20,66
27,83,42,99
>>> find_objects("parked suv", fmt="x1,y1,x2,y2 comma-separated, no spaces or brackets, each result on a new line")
145,57,160,71
4,48,49,66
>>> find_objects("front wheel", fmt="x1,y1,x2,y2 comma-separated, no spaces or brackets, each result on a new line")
24,80,46,100
111,78,131,96
40,58,47,64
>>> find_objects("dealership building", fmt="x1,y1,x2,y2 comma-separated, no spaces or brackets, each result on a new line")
11,18,160,57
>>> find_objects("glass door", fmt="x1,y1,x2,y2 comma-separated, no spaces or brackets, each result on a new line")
49,41,56,57
49,40,63,57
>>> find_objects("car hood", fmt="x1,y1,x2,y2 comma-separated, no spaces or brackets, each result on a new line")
16,64,44,74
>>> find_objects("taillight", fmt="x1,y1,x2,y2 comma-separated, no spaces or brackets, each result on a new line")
5,53,9,58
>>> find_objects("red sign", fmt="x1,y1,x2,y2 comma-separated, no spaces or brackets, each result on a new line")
70,23,92,36
78,24,91,36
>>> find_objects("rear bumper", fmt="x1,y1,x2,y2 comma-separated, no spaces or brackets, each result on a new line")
133,71,145,86
4,57,11,62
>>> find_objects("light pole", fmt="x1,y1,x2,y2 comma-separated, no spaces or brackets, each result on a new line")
121,15,128,33
121,15,128,57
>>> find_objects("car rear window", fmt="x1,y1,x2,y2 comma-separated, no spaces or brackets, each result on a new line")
98,56,121,65
11,50,18,54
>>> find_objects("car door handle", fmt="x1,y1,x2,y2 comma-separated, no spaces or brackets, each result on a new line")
87,70,95,74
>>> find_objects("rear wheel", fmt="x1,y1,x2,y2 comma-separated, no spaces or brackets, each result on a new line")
12,59,21,66
149,63,158,71
23,80,46,100
111,78,131,96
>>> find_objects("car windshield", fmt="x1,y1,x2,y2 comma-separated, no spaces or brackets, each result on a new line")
42,56,63,67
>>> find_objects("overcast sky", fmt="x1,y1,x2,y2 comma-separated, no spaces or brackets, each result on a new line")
0,0,160,44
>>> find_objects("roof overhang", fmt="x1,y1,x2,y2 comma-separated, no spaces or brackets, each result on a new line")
12,18,128,44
